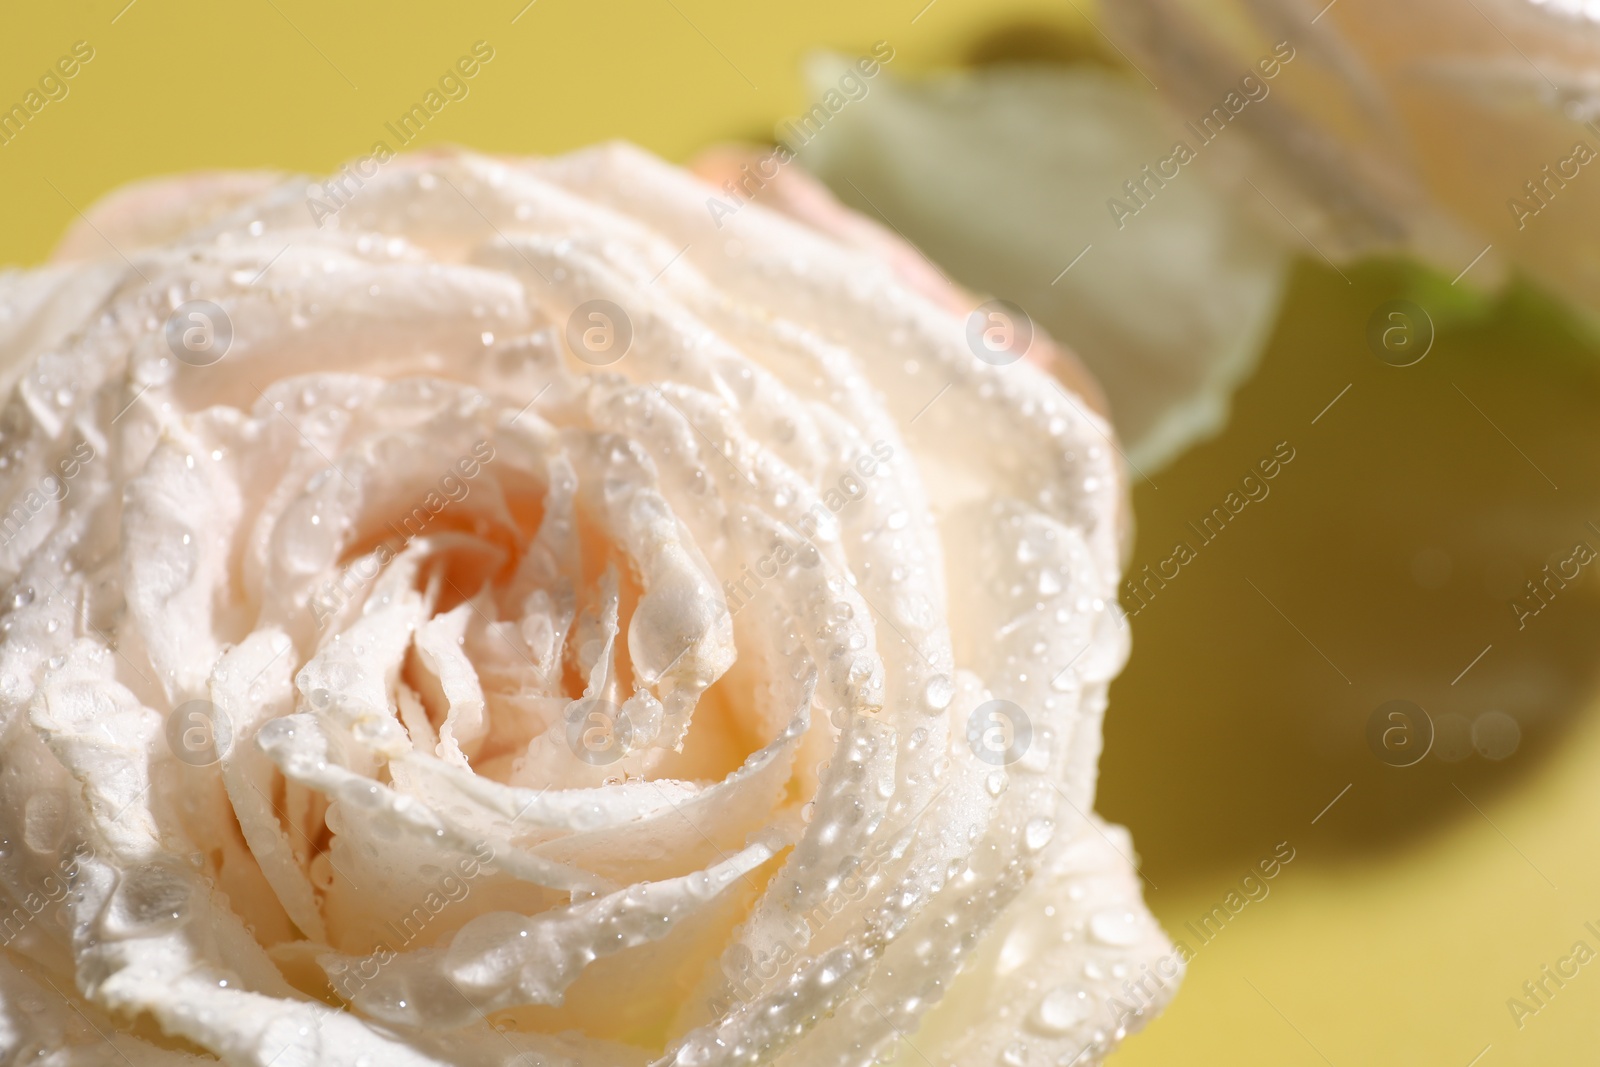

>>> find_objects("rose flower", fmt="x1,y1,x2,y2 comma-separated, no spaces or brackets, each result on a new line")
0,144,1173,1066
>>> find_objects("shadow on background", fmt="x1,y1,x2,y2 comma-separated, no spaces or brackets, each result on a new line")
1097,259,1600,889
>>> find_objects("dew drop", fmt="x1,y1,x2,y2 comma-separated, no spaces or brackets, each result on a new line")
23,791,67,853
139,518,199,599
673,1041,712,1066
103,862,192,938
1089,910,1144,946
1030,986,1090,1035
274,498,339,574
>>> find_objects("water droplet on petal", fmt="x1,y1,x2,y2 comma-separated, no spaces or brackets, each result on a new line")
103,862,192,938
1089,910,1144,946
23,790,67,853
1031,986,1091,1035
1023,817,1055,853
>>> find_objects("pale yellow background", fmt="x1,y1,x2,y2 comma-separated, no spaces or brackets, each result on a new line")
5,2,1600,1065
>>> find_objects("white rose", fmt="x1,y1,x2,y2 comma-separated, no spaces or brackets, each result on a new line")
0,144,1174,1067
